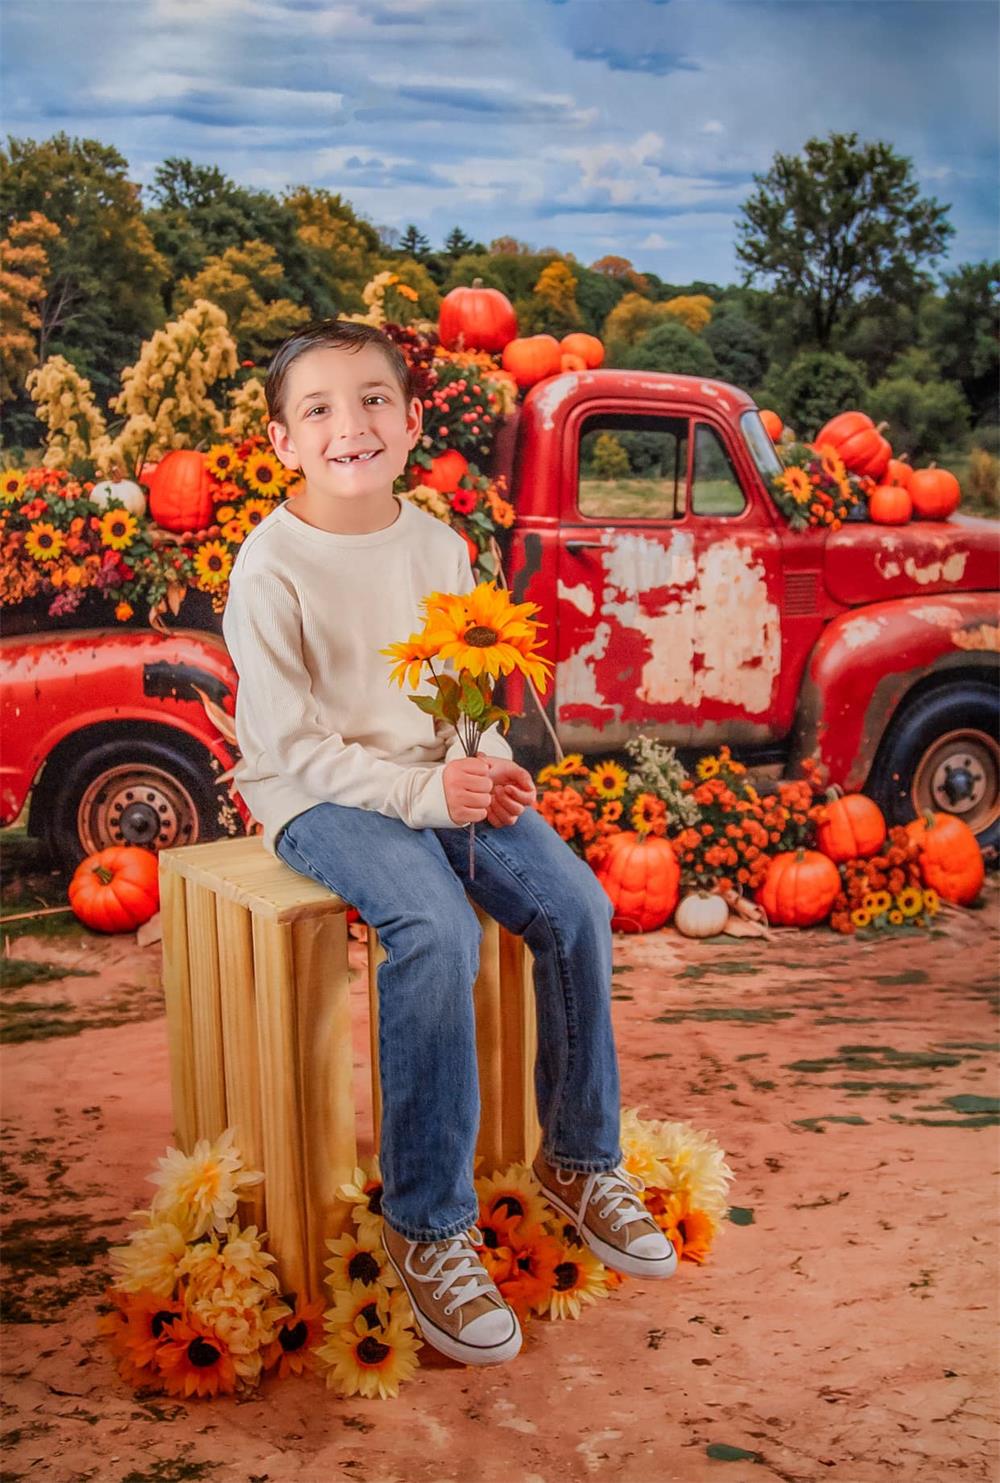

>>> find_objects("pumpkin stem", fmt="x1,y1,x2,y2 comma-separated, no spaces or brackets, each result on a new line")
472,277,483,288
823,785,843,803
91,865,116,885
875,421,890,435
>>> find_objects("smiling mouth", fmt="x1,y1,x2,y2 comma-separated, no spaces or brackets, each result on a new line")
331,450,381,465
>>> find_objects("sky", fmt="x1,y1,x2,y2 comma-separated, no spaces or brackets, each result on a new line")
1,0,997,288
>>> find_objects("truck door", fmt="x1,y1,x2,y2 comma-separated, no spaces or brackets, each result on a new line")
555,402,785,755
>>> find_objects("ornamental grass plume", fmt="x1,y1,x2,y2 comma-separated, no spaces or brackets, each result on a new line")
381,579,553,878
26,354,108,468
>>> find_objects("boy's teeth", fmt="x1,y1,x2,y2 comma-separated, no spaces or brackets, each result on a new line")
334,451,377,463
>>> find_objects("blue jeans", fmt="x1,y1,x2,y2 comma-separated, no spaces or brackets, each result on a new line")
276,801,623,1241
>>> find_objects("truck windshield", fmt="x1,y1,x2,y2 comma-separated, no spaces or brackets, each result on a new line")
742,409,783,482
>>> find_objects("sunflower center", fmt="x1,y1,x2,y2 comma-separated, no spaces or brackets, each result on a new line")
348,1251,381,1284
482,1226,499,1249
188,1337,222,1367
208,555,223,571
279,1319,308,1352
357,1335,391,1366
463,625,498,648
495,1195,524,1220
367,1184,383,1215
151,1310,179,1338
554,1261,579,1291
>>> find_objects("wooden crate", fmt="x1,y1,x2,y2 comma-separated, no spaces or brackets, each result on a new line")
159,835,540,1300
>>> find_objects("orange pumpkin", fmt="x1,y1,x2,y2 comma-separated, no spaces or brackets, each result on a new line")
560,333,605,369
868,483,912,525
909,466,960,521
462,531,479,567
560,352,588,372
759,409,783,442
904,810,984,905
814,790,886,862
593,831,680,933
501,335,563,389
148,450,213,534
815,412,892,482
414,449,469,494
754,848,840,926
884,456,914,490
68,845,160,933
438,279,518,354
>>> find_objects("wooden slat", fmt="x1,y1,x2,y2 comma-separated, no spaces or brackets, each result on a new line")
367,931,385,1151
160,837,349,924
215,896,266,1233
472,909,504,1178
159,864,198,1152
185,881,227,1140
497,926,539,1168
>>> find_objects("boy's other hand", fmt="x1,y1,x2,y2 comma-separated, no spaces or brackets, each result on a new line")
443,755,493,825
481,757,537,828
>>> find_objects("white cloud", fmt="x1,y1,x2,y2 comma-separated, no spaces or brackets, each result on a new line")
701,119,725,134
638,232,676,249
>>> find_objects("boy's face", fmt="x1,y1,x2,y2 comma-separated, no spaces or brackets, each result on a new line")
268,342,422,505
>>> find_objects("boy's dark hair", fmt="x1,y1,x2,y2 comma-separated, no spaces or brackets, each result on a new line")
265,319,416,422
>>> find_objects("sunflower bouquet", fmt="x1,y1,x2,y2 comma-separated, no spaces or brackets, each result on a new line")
382,579,553,878
768,442,873,531
99,1129,324,1397
829,824,941,934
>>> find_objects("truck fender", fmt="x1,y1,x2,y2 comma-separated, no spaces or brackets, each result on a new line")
787,593,1000,792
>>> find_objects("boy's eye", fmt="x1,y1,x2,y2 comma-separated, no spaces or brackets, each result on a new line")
365,395,388,405
305,404,327,417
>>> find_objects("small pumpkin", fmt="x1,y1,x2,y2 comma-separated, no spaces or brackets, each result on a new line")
904,809,984,905
868,483,912,525
89,479,147,518
673,890,729,939
814,788,886,862
414,449,470,495
593,831,680,933
884,456,914,490
501,335,563,389
68,845,160,934
438,278,518,354
754,848,840,927
909,466,960,521
758,409,783,442
815,412,892,482
148,450,213,534
560,333,605,369
560,352,588,372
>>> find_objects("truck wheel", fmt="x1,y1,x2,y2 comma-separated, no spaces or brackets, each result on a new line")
867,682,999,867
41,737,233,874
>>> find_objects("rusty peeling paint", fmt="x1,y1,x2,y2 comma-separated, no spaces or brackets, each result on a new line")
952,623,1000,651
911,605,965,626
534,374,580,430
903,551,969,585
839,616,886,650
557,579,595,617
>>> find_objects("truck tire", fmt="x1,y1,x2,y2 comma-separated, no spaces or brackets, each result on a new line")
40,736,233,874
866,681,999,869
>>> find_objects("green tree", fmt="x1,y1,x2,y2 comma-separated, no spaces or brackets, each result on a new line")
398,224,431,258
736,131,953,348
574,264,626,338
762,350,869,440
919,261,999,426
444,226,475,256
283,185,379,316
703,304,769,392
175,241,310,363
620,319,718,377
0,133,167,397
591,432,630,479
867,348,971,458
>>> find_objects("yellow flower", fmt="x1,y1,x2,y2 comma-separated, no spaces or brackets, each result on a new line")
99,508,138,550
243,451,284,496
108,1216,189,1297
922,888,940,915
631,792,665,835
552,753,585,776
779,467,812,504
395,283,419,302
146,1127,264,1240
324,1279,405,1338
415,581,554,691
193,540,233,589
381,632,439,691
0,470,25,503
215,504,237,522
850,907,871,928
888,908,904,925
206,444,241,478
539,1243,609,1320
696,754,720,780
475,1162,552,1232
115,601,134,622
588,760,629,800
896,886,922,918
222,518,245,543
334,1157,386,1247
324,1230,399,1294
317,1312,421,1399
639,1113,734,1225
176,1220,280,1303
237,498,275,534
867,890,892,915
25,521,65,562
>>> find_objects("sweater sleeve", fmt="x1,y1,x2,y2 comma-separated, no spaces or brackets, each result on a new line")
437,544,516,766
223,568,456,830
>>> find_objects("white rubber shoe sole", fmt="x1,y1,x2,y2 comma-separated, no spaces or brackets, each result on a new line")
382,1243,523,1366
537,1181,679,1280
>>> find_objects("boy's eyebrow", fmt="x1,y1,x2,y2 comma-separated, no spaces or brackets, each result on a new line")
295,379,395,409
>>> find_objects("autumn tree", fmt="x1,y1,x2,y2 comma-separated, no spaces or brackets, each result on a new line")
175,240,310,363
520,259,582,336
0,211,59,398
736,131,953,348
590,255,649,294
661,294,714,335
283,185,378,314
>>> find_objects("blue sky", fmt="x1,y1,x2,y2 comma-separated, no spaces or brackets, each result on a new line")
2,0,997,286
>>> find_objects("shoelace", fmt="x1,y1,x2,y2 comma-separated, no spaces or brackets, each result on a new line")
404,1225,500,1318
557,1166,651,1238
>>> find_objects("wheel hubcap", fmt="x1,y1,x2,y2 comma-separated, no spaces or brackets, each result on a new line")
77,764,200,855
911,728,999,836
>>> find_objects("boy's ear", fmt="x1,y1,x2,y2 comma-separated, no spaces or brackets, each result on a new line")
268,418,301,471
406,394,423,451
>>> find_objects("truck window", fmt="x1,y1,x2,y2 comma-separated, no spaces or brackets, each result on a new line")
578,413,687,520
691,423,747,516
741,408,783,481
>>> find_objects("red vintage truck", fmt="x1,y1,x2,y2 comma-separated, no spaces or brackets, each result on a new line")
3,368,998,872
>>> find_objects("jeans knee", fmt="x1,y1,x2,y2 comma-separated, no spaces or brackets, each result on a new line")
393,902,482,971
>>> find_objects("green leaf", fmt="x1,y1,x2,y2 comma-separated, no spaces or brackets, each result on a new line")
726,1206,754,1225
433,673,461,703
409,694,444,717
705,1443,761,1462
460,677,486,719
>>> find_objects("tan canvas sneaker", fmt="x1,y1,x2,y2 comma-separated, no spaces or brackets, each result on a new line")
532,1152,678,1279
381,1220,522,1366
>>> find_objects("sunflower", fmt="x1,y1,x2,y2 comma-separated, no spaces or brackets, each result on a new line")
819,448,847,483
222,519,245,543
381,632,439,691
1,470,25,504
631,792,666,835
243,451,284,495
319,1312,422,1399
99,509,138,550
98,1289,155,1386
206,444,241,479
655,1191,712,1264
335,1159,386,1246
779,467,812,504
324,1230,398,1293
500,1221,563,1320
588,760,629,800
896,885,923,917
156,1314,239,1398
851,907,871,928
474,1212,518,1286
25,521,65,562
888,908,904,925
147,1127,265,1240
602,800,623,823
323,1278,405,1338
108,1216,189,1298
237,498,274,534
539,1242,608,1320
696,754,720,780
552,753,587,776
417,581,554,691
120,1290,185,1368
867,890,892,915
193,541,233,590
475,1163,552,1232
215,504,237,523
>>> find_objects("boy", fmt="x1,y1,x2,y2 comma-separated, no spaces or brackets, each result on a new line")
222,320,677,1369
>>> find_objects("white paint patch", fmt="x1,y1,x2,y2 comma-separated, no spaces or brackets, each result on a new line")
604,529,696,591
558,622,612,708
840,616,886,649
691,543,780,710
637,379,677,393
902,551,969,585
534,373,579,430
557,579,595,616
911,604,965,626
576,1430,624,1473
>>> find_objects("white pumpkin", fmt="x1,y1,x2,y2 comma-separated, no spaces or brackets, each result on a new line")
90,479,147,518
674,890,729,939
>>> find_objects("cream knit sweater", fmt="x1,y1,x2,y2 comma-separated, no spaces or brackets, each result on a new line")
222,495,514,855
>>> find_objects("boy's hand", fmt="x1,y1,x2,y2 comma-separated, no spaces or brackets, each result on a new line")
481,757,537,828
443,755,493,824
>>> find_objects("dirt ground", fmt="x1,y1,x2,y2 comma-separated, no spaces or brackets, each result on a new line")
1,836,998,1483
